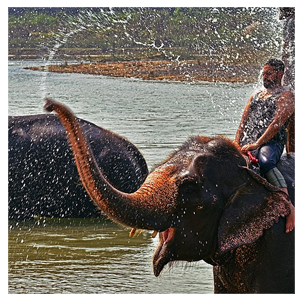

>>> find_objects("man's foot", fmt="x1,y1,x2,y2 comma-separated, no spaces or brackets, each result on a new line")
286,203,295,233
279,187,295,233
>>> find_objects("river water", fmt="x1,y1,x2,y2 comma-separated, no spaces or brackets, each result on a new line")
8,60,254,294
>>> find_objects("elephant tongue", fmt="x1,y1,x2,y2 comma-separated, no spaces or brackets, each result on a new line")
162,227,176,243
153,227,176,276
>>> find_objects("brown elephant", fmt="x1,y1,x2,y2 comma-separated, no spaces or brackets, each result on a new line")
44,98,294,293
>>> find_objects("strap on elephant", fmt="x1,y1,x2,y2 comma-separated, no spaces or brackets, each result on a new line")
247,151,258,164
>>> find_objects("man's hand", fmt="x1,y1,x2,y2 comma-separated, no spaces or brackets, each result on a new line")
241,143,259,153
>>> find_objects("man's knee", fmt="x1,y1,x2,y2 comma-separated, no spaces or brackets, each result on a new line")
258,152,276,173
258,145,280,173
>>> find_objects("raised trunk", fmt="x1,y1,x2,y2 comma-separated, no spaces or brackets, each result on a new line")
44,98,177,231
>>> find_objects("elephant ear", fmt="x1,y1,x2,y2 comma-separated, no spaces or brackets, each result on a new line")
218,166,291,253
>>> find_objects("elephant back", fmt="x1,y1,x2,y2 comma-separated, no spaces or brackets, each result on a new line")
8,114,148,220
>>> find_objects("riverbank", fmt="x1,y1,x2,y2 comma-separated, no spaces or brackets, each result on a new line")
25,60,260,83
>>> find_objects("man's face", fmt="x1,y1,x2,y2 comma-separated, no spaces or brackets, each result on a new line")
262,65,280,88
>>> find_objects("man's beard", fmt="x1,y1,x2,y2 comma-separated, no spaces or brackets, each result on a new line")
263,78,278,88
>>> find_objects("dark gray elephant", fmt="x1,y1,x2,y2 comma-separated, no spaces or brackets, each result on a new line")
45,99,294,293
9,113,148,220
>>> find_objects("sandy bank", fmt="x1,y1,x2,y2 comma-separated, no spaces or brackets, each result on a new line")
26,60,260,83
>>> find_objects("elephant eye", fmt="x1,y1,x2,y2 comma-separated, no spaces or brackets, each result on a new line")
181,181,200,195
184,183,197,192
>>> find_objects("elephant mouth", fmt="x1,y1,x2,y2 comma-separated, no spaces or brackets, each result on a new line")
153,227,176,277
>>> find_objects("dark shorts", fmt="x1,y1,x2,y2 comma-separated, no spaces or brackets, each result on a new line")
254,141,284,174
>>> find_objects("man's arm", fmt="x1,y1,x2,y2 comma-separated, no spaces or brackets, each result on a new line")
286,112,295,153
241,90,294,152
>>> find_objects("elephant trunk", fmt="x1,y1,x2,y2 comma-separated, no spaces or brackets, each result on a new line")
44,98,177,231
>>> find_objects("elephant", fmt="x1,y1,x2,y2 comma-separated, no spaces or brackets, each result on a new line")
8,113,148,220
44,98,294,293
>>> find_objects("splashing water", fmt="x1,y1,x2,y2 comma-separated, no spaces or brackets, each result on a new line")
39,8,120,98
39,11,101,98
36,8,283,122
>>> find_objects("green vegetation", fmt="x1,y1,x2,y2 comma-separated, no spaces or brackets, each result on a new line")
9,11,60,48
8,7,283,65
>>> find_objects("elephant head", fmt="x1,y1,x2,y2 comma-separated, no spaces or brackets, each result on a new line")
44,98,291,277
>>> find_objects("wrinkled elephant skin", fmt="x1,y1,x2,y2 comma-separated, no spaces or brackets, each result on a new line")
46,99,295,293
8,114,148,220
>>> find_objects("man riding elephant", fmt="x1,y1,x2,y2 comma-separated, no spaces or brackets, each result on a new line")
234,58,295,233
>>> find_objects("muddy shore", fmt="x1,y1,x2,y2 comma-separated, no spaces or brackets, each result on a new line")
26,60,260,83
